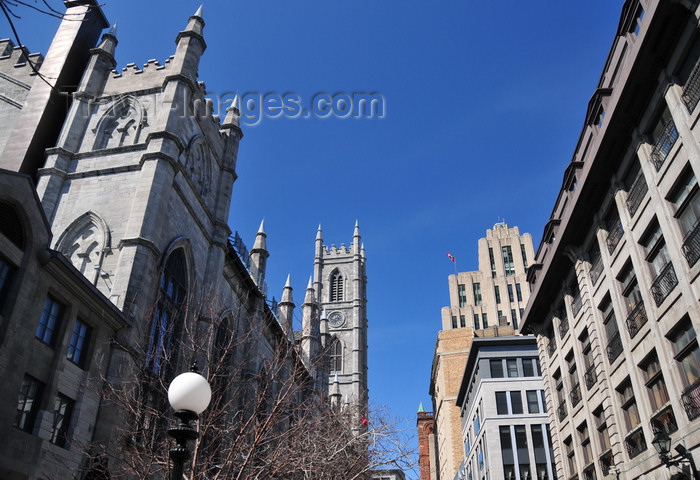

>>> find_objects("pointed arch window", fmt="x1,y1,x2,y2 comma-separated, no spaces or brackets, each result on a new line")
146,249,188,376
330,270,344,302
330,337,343,373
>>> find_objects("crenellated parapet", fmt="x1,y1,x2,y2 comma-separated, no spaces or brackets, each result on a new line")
0,40,43,85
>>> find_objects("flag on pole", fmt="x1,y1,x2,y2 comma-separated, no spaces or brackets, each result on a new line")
446,252,455,262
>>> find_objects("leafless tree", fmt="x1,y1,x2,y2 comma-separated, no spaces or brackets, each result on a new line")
79,293,417,480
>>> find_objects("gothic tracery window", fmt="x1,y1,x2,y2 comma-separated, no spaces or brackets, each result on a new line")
330,270,344,302
146,248,188,376
330,337,343,373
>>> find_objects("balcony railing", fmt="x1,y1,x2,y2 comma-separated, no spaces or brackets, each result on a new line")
650,118,679,171
650,261,678,306
559,316,570,339
682,379,700,420
606,220,624,254
650,404,678,435
582,465,597,480
570,383,582,407
626,174,648,217
558,399,568,422
590,254,603,285
625,302,648,339
624,427,647,459
682,218,700,267
606,331,623,363
571,295,583,318
682,58,700,113
584,364,598,390
598,450,614,477
547,337,557,357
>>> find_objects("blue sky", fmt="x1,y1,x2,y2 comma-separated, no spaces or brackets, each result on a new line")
4,0,623,473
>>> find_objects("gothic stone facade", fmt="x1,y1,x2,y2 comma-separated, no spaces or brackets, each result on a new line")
0,1,368,478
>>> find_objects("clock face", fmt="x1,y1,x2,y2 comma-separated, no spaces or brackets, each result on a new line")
328,312,344,328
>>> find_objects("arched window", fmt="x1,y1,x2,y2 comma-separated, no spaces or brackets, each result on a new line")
330,337,343,373
330,270,344,302
146,249,188,376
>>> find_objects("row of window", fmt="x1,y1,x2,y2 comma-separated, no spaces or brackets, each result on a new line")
35,295,92,369
15,375,74,448
457,282,524,308
499,424,555,480
495,390,546,415
490,357,541,379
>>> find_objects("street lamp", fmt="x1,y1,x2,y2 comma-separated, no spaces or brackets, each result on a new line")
651,430,700,480
167,365,212,480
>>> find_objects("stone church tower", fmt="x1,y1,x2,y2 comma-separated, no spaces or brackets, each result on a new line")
313,222,368,412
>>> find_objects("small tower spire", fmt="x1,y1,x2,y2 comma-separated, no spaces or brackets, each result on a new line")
301,276,321,376
172,5,207,82
249,220,269,288
352,220,361,253
278,274,295,343
330,373,342,408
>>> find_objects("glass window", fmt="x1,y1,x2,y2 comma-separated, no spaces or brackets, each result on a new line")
527,390,540,413
578,422,592,464
515,425,531,479
507,284,514,302
491,359,504,378
36,295,65,346
618,380,640,432
473,283,482,306
516,283,523,302
510,391,523,414
459,315,466,328
14,375,43,433
502,246,515,276
594,405,612,452
50,394,74,447
521,243,529,271
482,313,488,329
496,391,508,414
507,359,518,377
451,316,458,329
668,317,700,387
523,358,535,377
489,248,497,278
147,249,188,376
67,319,91,368
511,309,518,329
671,169,700,239
500,426,515,479
564,436,575,477
494,285,501,304
640,351,670,411
473,314,480,330
458,284,467,308
330,338,343,373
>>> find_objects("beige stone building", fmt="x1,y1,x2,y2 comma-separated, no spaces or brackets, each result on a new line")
431,224,534,480
521,1,700,479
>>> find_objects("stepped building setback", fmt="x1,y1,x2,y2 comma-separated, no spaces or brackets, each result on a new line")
430,223,535,480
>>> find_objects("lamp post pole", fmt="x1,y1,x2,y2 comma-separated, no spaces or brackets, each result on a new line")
167,365,212,480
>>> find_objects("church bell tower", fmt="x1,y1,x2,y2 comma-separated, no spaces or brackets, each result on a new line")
313,222,368,412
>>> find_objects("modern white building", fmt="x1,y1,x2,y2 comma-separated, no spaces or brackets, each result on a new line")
456,337,555,480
